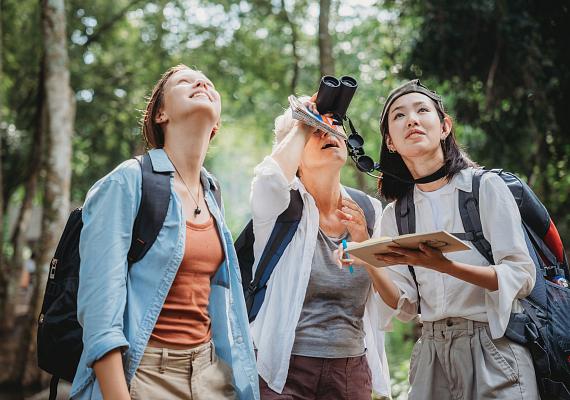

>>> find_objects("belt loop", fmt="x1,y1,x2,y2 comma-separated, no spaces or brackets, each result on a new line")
468,319,474,336
159,347,168,374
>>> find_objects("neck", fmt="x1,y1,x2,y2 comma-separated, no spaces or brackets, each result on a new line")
163,119,212,186
402,150,448,192
301,168,342,214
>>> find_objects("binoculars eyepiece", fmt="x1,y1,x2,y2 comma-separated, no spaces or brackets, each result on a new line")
315,75,358,120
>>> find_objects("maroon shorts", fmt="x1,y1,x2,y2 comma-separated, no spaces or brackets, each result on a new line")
259,354,372,400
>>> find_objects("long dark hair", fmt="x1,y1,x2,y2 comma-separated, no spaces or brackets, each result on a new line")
377,101,477,202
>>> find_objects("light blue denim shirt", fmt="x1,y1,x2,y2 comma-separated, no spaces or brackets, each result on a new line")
70,149,259,399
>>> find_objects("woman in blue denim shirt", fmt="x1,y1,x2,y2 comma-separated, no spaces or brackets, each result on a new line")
70,65,259,400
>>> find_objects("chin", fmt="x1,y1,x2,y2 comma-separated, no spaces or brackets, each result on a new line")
186,105,221,121
402,143,440,158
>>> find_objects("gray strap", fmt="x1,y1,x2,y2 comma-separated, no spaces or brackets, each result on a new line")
458,169,494,265
395,190,421,314
344,186,375,237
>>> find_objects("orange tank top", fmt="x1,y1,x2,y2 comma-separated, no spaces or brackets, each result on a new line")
150,216,225,347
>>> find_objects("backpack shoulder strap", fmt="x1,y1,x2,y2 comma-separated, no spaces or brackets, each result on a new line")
457,169,494,265
241,189,304,322
395,190,421,314
344,186,375,237
395,189,415,236
127,153,171,266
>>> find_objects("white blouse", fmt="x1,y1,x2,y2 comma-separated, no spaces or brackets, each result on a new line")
250,156,391,397
377,167,536,339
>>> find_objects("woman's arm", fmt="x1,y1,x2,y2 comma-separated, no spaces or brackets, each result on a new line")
363,264,402,308
78,162,140,392
270,114,314,182
250,104,317,226
93,349,130,400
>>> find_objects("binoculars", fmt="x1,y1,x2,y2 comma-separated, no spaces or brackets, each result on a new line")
315,75,358,121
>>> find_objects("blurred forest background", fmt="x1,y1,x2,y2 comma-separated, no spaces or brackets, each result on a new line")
1,0,569,398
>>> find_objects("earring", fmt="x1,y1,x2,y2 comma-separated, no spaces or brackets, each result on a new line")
388,147,396,154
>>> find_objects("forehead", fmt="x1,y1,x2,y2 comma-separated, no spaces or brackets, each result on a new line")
390,92,433,111
166,69,210,87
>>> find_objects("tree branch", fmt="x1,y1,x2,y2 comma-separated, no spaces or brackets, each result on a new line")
83,0,146,47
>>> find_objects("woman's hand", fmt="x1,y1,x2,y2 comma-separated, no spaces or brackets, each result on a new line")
334,242,368,269
375,243,452,272
335,198,370,242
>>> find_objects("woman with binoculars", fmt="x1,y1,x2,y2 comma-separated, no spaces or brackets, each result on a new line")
248,89,391,400
338,80,539,399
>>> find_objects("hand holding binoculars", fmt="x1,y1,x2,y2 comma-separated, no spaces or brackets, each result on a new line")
315,75,376,174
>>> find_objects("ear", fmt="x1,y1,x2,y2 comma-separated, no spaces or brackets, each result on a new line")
441,115,453,140
155,110,168,124
210,120,221,139
385,135,396,152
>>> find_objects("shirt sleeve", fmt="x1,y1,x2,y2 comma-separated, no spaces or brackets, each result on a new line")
250,156,299,261
372,202,420,330
77,166,139,367
369,196,383,239
479,172,536,338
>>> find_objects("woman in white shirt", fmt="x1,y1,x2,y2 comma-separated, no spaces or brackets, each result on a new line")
340,80,539,399
250,97,391,399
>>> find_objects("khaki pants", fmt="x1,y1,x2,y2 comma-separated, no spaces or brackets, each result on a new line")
408,318,540,400
129,341,236,400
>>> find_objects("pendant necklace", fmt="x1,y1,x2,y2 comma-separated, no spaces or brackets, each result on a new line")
170,162,202,217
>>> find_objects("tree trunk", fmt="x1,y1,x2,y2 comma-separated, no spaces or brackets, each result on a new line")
318,0,334,77
2,61,45,333
0,0,6,329
280,0,299,93
11,0,75,387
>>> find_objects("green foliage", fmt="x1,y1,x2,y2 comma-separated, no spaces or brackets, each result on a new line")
3,0,570,394
402,0,570,239
0,0,42,205
385,320,415,398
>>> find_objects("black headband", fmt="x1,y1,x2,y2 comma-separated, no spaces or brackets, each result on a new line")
379,79,445,136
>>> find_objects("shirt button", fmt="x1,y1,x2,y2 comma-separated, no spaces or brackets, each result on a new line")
236,336,243,344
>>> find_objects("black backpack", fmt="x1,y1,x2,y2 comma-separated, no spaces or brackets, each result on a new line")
395,168,570,400
235,186,376,322
37,153,172,399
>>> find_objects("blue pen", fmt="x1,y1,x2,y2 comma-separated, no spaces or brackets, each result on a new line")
342,239,353,274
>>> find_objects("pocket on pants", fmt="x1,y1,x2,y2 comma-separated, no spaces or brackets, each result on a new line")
194,356,237,400
480,329,519,384
408,338,423,385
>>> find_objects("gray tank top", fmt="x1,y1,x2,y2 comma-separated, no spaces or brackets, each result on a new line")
291,229,371,358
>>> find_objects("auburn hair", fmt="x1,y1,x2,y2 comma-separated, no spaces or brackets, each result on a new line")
141,64,190,149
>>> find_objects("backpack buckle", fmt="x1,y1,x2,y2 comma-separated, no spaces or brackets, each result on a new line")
462,231,485,242
246,282,258,296
49,259,58,279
